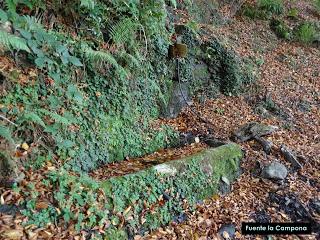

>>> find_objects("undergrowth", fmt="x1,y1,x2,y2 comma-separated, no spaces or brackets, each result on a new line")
0,0,251,236
293,22,317,44
0,0,179,172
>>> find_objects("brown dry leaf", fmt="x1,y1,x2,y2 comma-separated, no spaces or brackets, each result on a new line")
36,201,49,210
1,229,24,240
123,206,132,215
26,230,38,240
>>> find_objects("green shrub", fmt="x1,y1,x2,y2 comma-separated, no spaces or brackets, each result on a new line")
242,4,266,19
287,8,299,19
294,22,317,44
270,18,291,39
258,0,284,15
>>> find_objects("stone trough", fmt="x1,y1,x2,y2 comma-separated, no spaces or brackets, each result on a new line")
100,143,243,237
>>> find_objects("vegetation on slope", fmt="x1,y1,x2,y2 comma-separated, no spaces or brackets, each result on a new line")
0,0,254,238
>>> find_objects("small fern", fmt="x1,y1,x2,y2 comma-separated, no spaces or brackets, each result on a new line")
108,18,139,46
81,45,126,75
0,30,30,52
294,22,316,44
0,124,14,143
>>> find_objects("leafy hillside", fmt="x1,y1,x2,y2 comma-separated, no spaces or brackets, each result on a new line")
1,0,318,239
0,0,254,238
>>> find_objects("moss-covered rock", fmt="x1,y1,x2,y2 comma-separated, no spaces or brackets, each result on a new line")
101,143,243,236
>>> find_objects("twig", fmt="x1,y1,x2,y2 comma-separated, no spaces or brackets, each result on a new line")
0,115,18,127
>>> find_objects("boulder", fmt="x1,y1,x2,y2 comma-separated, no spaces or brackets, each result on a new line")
261,161,288,180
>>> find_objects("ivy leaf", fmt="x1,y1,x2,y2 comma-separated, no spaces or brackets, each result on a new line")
56,45,68,55
67,84,83,104
60,55,69,65
69,56,83,67
39,109,71,125
35,57,46,68
58,139,75,149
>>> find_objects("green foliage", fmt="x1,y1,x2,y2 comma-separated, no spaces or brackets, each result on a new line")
293,22,317,44
242,0,283,19
314,0,320,12
108,18,139,46
270,18,291,39
242,4,266,19
80,0,95,10
81,44,126,74
287,8,299,19
0,124,14,143
20,111,46,128
204,40,252,95
0,30,30,52
22,169,109,231
167,0,177,8
258,0,284,15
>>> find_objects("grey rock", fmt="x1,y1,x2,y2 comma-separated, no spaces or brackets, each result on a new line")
218,224,236,239
280,145,303,169
160,81,190,119
0,204,22,215
262,162,288,180
204,138,227,148
233,122,278,142
219,176,231,195
221,176,230,185
309,199,320,214
254,136,273,155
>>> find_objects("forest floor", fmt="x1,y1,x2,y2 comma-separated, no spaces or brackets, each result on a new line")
0,1,319,240
140,4,320,240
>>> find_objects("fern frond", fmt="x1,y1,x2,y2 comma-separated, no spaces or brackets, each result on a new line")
108,18,138,45
23,15,43,31
119,51,141,67
5,0,18,13
0,30,30,52
80,0,95,10
82,45,127,75
21,112,46,127
168,0,177,8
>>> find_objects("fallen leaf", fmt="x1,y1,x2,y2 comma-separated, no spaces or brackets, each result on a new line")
36,201,49,210
2,229,24,240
